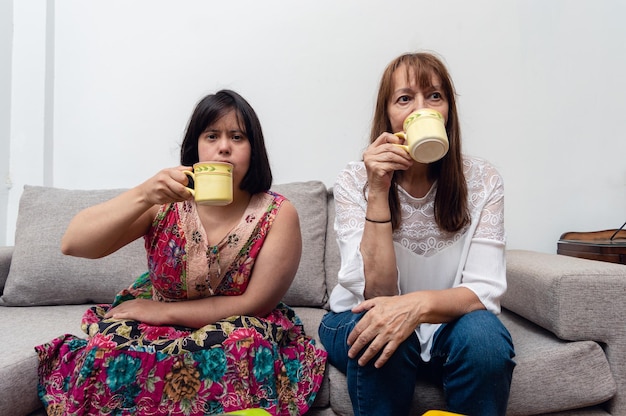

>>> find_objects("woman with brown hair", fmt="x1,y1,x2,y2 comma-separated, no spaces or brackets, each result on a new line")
319,52,515,416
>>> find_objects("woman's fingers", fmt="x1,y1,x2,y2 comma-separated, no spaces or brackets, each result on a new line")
348,296,421,367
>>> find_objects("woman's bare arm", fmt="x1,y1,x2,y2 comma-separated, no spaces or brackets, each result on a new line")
62,167,192,258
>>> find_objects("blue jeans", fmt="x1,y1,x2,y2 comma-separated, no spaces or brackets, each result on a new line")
319,309,515,416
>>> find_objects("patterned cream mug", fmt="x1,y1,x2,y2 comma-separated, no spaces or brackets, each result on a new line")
394,108,449,163
183,161,233,206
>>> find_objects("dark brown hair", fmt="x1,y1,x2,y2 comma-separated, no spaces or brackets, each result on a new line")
370,52,469,232
180,89,272,194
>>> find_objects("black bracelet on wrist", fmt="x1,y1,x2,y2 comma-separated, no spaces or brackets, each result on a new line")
365,217,392,224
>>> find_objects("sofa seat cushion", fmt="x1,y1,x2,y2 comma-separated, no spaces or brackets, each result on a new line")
0,304,91,416
502,310,616,415
2,305,331,416
326,309,615,416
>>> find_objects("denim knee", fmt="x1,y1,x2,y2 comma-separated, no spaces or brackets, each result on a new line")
320,311,421,416
319,311,364,373
432,310,516,416
439,310,515,374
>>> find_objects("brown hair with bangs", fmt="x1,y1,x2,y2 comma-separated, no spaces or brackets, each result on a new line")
369,52,469,232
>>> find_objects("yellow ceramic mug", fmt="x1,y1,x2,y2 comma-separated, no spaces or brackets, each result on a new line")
183,161,233,206
394,108,449,163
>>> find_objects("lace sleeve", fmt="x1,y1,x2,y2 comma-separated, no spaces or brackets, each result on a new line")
334,163,368,240
459,158,507,312
331,163,370,304
470,160,505,243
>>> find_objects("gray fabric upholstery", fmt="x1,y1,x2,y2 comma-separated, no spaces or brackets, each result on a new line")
0,304,89,416
323,189,340,309
0,186,146,306
504,250,626,340
504,250,626,415
0,246,12,294
1,186,624,415
501,311,615,415
272,182,329,307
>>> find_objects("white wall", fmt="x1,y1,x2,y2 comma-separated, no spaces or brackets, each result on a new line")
0,0,12,245
5,0,626,254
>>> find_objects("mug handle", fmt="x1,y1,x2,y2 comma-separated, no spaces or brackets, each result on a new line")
182,170,195,197
392,132,410,154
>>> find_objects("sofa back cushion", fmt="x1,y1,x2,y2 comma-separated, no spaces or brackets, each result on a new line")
271,181,329,307
324,189,340,308
1,183,332,308
0,186,146,306
0,246,12,294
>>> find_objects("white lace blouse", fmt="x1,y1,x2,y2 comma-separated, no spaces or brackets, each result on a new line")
328,156,506,361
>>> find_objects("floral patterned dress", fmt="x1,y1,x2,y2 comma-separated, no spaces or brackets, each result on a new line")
36,191,327,416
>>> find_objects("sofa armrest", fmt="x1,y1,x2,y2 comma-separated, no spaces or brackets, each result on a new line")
0,246,13,295
502,249,626,343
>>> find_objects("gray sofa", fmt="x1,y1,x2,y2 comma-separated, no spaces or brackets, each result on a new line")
1,182,625,416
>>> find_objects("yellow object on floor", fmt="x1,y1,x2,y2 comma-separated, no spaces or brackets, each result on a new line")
223,409,460,416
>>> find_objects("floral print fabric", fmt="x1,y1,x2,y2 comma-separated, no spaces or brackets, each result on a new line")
36,191,327,415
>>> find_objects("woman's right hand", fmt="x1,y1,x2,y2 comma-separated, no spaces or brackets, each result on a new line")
363,133,412,193
136,166,194,205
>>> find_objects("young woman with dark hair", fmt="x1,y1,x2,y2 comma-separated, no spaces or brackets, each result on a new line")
36,89,326,416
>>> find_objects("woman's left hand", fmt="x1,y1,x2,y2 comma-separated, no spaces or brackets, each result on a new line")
347,295,423,368
104,299,169,326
